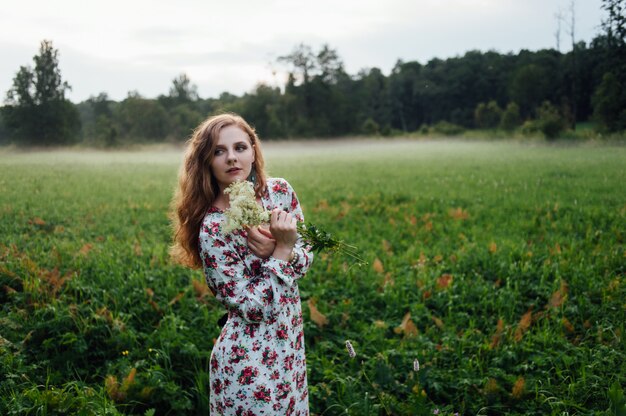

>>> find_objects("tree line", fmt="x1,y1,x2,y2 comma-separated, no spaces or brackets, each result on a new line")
1,1,624,146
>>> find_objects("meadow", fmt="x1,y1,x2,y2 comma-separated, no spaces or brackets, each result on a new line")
0,139,624,415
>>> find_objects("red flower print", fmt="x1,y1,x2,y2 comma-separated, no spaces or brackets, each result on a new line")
286,396,296,416
250,259,262,274
229,344,249,364
262,347,278,367
291,193,298,210
279,262,295,276
203,254,217,269
238,366,259,385
253,385,272,403
272,181,288,194
235,406,256,416
212,379,223,395
244,323,259,338
276,381,292,400
262,287,274,305
283,354,294,371
294,333,302,350
223,250,239,266
235,242,247,257
276,323,289,340
246,307,263,322
210,221,220,235
296,371,306,390
218,281,236,298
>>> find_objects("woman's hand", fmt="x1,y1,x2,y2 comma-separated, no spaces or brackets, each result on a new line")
246,225,276,259
269,208,297,262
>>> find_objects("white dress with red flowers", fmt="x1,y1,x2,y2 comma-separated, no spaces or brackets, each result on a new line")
200,178,313,416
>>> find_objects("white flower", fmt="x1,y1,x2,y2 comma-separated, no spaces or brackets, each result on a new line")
222,181,270,233
345,340,356,358
413,358,420,372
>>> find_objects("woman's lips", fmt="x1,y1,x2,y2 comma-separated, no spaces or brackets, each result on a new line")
227,168,241,174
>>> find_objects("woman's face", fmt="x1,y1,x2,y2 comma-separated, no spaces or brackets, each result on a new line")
210,125,256,192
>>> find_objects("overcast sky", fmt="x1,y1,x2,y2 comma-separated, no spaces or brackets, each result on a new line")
0,0,605,103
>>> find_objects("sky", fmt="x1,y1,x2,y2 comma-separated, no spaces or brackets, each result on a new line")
0,0,606,103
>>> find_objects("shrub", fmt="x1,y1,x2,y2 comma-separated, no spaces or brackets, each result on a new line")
475,101,503,128
361,118,380,136
432,121,464,136
535,101,566,139
520,119,541,136
500,102,522,131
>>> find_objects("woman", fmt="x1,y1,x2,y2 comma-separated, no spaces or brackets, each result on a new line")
171,113,313,415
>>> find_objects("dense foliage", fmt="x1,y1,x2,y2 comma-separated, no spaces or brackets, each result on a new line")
71,39,625,145
1,40,80,145
0,141,624,415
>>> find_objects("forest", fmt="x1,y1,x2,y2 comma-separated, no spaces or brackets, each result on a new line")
1,0,625,146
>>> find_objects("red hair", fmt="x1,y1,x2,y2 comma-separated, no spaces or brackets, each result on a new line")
170,113,267,268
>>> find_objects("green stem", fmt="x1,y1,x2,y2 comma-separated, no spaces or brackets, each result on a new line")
361,363,391,416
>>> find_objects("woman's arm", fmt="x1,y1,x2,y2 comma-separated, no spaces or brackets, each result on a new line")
200,217,303,324
266,179,314,281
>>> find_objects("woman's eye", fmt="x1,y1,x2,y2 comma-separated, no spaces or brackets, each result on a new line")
215,149,224,155
236,145,247,151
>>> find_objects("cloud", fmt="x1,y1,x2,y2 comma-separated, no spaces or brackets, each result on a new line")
131,26,188,44
0,0,605,102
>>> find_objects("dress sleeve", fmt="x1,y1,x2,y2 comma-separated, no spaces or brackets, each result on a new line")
264,179,314,283
200,216,306,324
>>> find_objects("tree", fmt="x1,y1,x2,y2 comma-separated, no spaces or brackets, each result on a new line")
474,100,502,128
592,72,626,132
240,84,285,138
601,0,626,49
2,40,79,145
316,44,345,84
356,67,392,134
116,92,168,141
535,101,567,139
509,63,552,117
169,73,199,104
500,102,522,131
278,43,317,86
587,0,626,133
77,92,116,146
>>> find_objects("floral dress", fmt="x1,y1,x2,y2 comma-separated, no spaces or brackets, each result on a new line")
200,178,313,416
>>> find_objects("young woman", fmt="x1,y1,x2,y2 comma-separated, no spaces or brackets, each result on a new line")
171,113,313,415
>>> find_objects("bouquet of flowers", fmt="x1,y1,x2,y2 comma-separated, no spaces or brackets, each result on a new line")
223,180,365,266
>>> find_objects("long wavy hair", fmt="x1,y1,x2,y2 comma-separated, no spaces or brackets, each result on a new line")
170,113,267,269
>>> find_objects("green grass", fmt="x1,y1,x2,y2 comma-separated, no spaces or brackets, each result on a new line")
1,139,624,415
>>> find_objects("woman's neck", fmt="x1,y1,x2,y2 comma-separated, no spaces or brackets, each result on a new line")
212,192,230,210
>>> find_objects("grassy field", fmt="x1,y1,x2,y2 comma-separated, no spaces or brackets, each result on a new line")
0,139,625,415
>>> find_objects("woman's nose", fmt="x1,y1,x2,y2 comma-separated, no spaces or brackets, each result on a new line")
227,150,237,162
